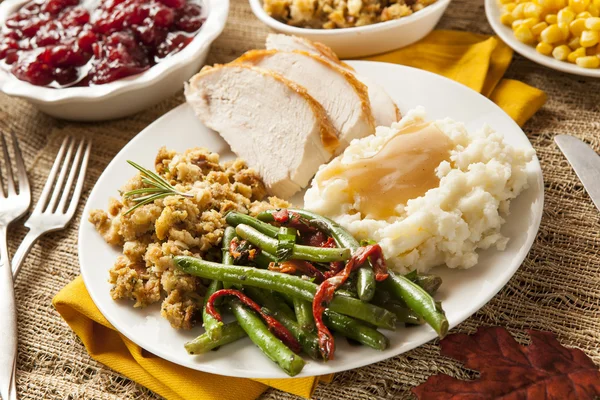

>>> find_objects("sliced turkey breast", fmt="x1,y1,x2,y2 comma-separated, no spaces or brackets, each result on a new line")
265,34,401,127
265,34,351,69
234,49,375,150
184,64,339,198
359,75,402,127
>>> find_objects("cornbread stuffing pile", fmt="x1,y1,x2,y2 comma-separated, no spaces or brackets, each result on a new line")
89,148,288,329
263,0,437,29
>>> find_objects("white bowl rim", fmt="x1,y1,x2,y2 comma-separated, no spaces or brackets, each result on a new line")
485,0,600,78
249,0,452,36
0,0,230,103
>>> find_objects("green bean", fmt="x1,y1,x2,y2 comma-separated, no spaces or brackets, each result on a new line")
382,303,425,325
404,270,418,281
202,280,224,339
235,224,351,263
293,298,315,332
323,310,389,351
356,267,376,302
334,289,357,298
258,209,356,246
403,271,442,295
381,271,448,338
371,287,423,325
230,299,305,376
222,226,236,265
184,322,247,354
253,251,276,269
245,287,321,360
226,211,279,237
221,226,237,290
174,256,397,330
263,209,376,302
412,274,443,296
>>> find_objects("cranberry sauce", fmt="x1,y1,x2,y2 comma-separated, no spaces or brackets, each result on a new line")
0,0,205,87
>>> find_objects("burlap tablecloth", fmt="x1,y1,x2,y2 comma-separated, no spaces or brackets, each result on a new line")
3,0,600,398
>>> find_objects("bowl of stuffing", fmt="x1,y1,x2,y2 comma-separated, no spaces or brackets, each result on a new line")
249,0,451,58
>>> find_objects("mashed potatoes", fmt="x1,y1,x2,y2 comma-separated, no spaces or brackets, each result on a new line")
304,107,534,273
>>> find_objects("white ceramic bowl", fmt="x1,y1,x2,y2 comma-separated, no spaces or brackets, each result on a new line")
485,0,600,78
249,0,451,58
0,0,229,121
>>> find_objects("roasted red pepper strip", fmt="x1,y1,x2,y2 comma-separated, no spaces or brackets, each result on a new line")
313,244,388,360
268,259,326,283
321,237,337,248
273,209,332,246
271,209,291,224
207,289,302,353
367,244,389,281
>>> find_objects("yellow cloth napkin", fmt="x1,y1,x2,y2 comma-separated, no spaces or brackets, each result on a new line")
53,29,547,400
53,277,332,400
362,30,547,126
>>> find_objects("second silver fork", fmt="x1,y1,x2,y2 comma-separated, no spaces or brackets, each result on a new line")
0,132,31,400
12,136,91,277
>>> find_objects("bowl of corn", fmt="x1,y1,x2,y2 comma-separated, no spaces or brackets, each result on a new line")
486,0,600,77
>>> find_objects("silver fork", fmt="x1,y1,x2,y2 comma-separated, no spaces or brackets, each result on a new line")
11,136,92,278
0,132,31,400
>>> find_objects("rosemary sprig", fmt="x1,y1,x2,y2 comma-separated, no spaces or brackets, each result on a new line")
123,160,193,215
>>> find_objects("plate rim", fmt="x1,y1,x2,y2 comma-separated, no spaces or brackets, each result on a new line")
79,60,545,378
485,0,600,78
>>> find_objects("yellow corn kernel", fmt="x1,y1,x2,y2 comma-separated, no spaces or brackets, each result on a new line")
504,3,517,11
501,12,516,25
536,41,554,54
577,11,593,18
570,18,588,35
541,0,565,9
568,36,581,48
557,0,568,7
512,3,527,18
552,44,572,59
532,21,550,34
546,13,558,23
558,21,571,37
541,23,565,42
558,7,576,23
513,18,538,29
581,29,600,46
569,0,590,13
595,0,600,7
576,54,600,66
567,46,586,60
588,4,600,16
513,18,526,29
515,25,536,43
524,2,544,16
586,16,600,29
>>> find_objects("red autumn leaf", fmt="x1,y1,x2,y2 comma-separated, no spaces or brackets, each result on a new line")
413,326,600,400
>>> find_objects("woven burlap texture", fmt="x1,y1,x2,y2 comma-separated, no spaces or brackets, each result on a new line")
2,0,599,398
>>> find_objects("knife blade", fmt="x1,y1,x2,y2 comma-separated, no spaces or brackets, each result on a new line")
555,134,600,213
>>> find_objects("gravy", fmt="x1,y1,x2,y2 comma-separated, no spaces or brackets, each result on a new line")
319,123,453,219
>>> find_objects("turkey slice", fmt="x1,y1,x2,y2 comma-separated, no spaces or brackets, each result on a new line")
184,64,339,198
234,49,375,151
266,33,401,127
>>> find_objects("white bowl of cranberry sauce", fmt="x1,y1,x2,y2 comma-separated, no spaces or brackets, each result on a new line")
0,0,229,121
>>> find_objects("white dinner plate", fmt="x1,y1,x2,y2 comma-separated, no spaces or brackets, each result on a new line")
485,0,600,78
79,61,544,379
